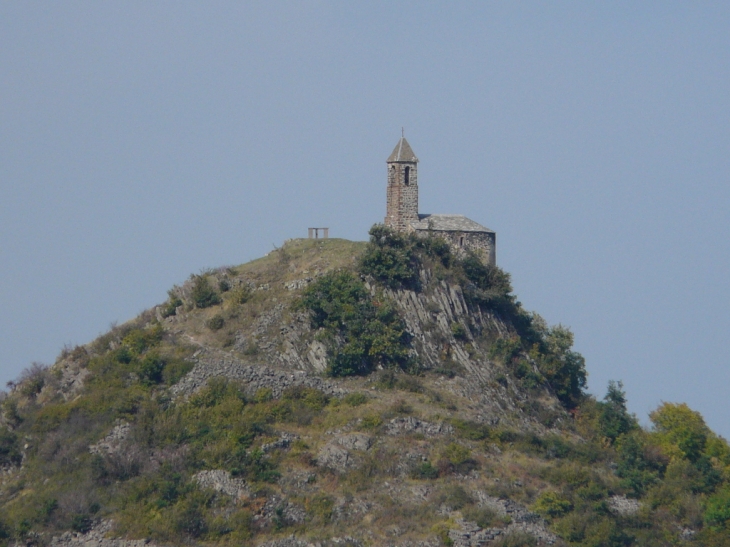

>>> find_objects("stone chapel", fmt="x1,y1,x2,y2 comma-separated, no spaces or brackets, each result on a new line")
384,137,496,265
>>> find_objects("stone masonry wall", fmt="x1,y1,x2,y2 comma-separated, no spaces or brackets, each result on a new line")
385,162,418,231
416,230,496,266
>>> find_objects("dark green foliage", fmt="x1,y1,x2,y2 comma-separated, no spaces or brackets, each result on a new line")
343,392,369,406
436,484,474,510
161,290,183,318
452,419,491,441
597,381,636,443
459,252,515,315
360,225,455,290
615,433,665,497
298,270,412,376
351,224,588,409
705,486,730,529
190,275,221,308
0,429,21,467
359,225,420,289
0,519,9,545
488,338,522,364
411,461,439,479
528,324,587,409
206,314,225,331
122,324,163,355
229,448,280,483
138,352,165,386
282,385,330,411
450,322,467,340
70,514,92,534
533,491,573,519
18,363,48,397
38,499,58,524
462,506,503,529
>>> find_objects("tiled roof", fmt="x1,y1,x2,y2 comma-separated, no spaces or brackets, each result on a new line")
387,137,418,162
410,214,494,233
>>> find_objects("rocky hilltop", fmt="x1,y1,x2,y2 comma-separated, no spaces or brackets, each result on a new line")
2,229,729,547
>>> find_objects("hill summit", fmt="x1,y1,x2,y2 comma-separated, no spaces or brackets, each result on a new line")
2,228,730,547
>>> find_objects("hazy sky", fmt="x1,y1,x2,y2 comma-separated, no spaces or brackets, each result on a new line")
2,2,729,436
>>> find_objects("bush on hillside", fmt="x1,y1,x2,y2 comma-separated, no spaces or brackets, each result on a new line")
161,290,183,318
190,275,221,308
0,429,21,467
297,270,413,376
597,381,636,443
17,363,49,397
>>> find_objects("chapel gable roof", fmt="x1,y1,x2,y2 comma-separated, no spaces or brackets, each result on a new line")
411,214,494,233
387,137,418,163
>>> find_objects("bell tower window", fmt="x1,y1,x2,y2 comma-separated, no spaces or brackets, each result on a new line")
404,166,410,186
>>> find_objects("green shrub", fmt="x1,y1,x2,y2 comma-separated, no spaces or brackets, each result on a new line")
0,518,9,544
360,414,383,431
18,363,47,397
138,352,165,386
170,495,208,539
488,338,521,365
298,270,412,376
343,392,369,406
411,461,439,479
122,324,163,355
458,252,515,316
161,290,183,318
436,484,473,510
452,419,491,441
190,275,221,308
228,285,252,305
307,493,334,525
359,225,419,289
38,498,58,524
0,429,21,467
431,521,454,547
253,387,273,403
70,514,92,533
450,322,467,340
162,358,194,385
462,506,502,529
533,491,573,519
597,381,635,443
282,386,329,411
206,314,225,331
443,443,472,466
705,487,730,529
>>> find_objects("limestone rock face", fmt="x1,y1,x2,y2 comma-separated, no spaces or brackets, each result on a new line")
89,422,131,455
386,417,453,437
49,521,152,547
193,469,249,500
316,442,354,473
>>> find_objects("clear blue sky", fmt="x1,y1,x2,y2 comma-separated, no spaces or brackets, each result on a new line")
2,2,729,436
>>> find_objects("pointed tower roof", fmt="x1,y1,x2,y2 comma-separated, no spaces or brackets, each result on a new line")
387,137,418,163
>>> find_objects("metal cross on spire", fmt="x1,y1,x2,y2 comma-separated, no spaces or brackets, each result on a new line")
401,127,404,138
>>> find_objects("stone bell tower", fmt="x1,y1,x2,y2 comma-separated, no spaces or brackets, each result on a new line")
385,136,419,231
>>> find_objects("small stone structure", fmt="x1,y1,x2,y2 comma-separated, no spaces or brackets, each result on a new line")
384,137,496,265
308,227,329,239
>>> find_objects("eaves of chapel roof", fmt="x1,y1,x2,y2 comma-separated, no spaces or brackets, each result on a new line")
411,214,494,233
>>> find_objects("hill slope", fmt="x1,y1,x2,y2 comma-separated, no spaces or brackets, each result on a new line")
1,231,729,547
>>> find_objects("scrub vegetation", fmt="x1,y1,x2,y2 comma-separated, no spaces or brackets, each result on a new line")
0,230,728,547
